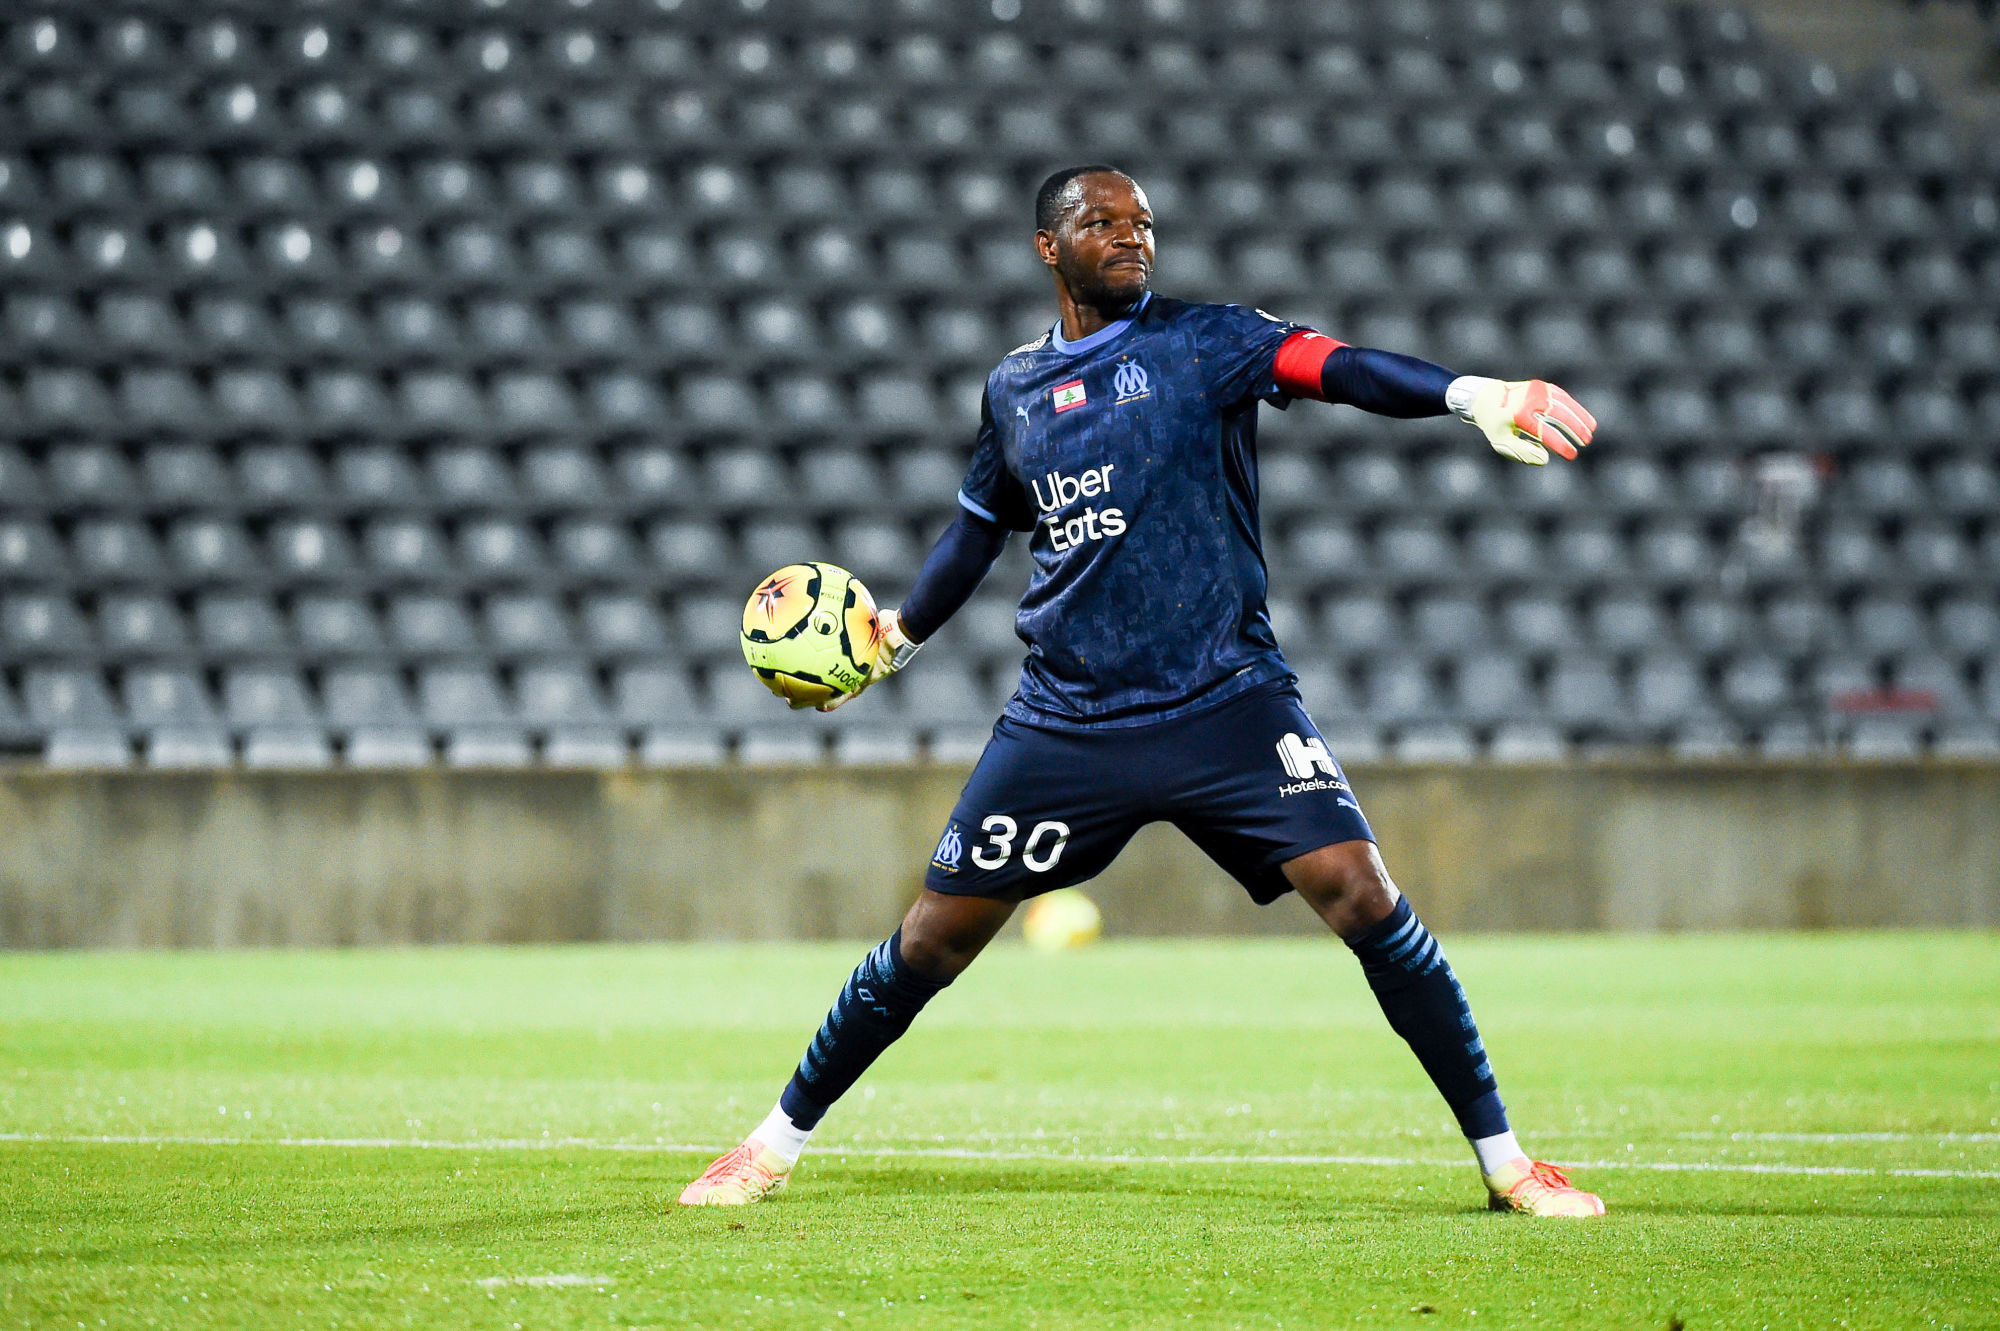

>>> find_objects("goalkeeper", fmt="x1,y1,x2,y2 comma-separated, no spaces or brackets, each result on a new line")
683,165,1604,1217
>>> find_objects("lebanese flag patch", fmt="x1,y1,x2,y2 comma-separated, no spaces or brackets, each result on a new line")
1051,379,1087,412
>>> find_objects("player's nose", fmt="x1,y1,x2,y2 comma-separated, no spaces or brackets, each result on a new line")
1106,230,1149,261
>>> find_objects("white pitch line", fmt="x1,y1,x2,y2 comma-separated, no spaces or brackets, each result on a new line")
4,1131,1998,1181
1687,1131,2000,1145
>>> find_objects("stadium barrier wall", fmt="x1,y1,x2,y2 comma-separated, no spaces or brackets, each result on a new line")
2,763,1996,948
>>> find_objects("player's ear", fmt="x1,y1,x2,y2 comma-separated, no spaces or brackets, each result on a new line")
1034,229,1060,268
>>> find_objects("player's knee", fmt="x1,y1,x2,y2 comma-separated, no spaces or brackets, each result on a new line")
897,891,1016,982
897,928,977,982
1284,840,1398,936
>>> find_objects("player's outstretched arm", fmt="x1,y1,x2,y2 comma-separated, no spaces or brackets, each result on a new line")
1271,332,1596,465
817,507,1009,711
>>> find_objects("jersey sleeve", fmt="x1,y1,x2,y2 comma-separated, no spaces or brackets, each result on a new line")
1200,304,1321,411
956,388,1037,532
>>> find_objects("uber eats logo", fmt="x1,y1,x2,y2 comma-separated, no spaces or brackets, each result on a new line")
1031,463,1127,553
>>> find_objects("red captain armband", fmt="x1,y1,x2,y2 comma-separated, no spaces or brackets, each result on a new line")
1271,330,1347,400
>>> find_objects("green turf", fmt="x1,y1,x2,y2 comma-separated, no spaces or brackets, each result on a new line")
3,933,1997,1329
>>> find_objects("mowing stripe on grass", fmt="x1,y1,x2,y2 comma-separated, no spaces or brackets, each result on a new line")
4,1132,1996,1181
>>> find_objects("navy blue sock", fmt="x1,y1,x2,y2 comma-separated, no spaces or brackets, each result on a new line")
1344,898,1509,1140
777,928,952,1131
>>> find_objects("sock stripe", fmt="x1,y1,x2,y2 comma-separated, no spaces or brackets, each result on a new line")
1377,915,1421,950
1383,924,1433,967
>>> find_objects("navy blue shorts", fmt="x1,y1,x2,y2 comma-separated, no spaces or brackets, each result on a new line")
923,679,1374,905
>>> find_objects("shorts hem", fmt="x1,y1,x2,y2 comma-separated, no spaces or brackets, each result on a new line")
1259,829,1378,877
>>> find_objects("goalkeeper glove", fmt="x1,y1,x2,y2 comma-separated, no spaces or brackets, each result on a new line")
1448,377,1597,466
816,607,922,712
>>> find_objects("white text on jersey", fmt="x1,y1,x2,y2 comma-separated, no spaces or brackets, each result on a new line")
1032,464,1127,552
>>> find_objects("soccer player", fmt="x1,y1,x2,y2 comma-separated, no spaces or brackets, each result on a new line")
682,166,1604,1217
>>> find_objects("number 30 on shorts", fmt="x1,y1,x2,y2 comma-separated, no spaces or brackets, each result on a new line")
969,815,1071,872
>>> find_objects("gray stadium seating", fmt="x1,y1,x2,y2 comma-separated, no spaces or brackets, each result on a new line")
0,0,1993,764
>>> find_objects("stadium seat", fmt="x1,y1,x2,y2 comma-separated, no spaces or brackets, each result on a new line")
268,519,361,585
648,521,733,586
169,518,262,585
323,666,417,730
739,520,817,577
1452,652,1533,723
363,517,454,584
72,519,167,587
1722,654,1793,715
1363,656,1441,725
522,446,609,509
97,594,190,660
579,593,669,657
0,519,69,586
613,662,704,728
1632,653,1711,727
2,592,92,657
389,594,479,658
832,518,919,586
1546,655,1627,730
122,666,219,729
1412,595,1491,656
443,728,533,768
516,663,612,727
294,596,386,659
1324,594,1403,656
240,728,334,769
484,595,575,658
334,447,426,509
222,667,318,729
145,445,235,509
1681,595,1748,657
1936,597,2000,658
554,519,648,584
1590,593,1669,653
194,593,288,658
47,444,139,508
98,294,183,357
1463,520,1544,585
1850,596,1929,657
1500,593,1579,655
1376,519,1455,582
146,729,234,768
417,663,511,729
882,661,994,728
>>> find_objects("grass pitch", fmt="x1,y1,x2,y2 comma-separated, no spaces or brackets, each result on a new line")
3,932,1997,1330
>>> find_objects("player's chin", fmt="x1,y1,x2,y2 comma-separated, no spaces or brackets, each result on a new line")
1093,264,1151,302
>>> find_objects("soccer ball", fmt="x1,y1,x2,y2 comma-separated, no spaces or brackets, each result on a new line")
1022,889,1103,952
741,562,885,709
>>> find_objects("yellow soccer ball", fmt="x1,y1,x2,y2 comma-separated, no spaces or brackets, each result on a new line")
741,562,885,709
1022,888,1103,952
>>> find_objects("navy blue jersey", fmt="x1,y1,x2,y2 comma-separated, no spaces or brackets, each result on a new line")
959,293,1313,729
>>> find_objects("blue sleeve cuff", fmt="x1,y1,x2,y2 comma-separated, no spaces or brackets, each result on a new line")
956,489,1001,524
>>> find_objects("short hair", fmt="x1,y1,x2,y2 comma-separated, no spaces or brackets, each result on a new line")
1034,164,1132,233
